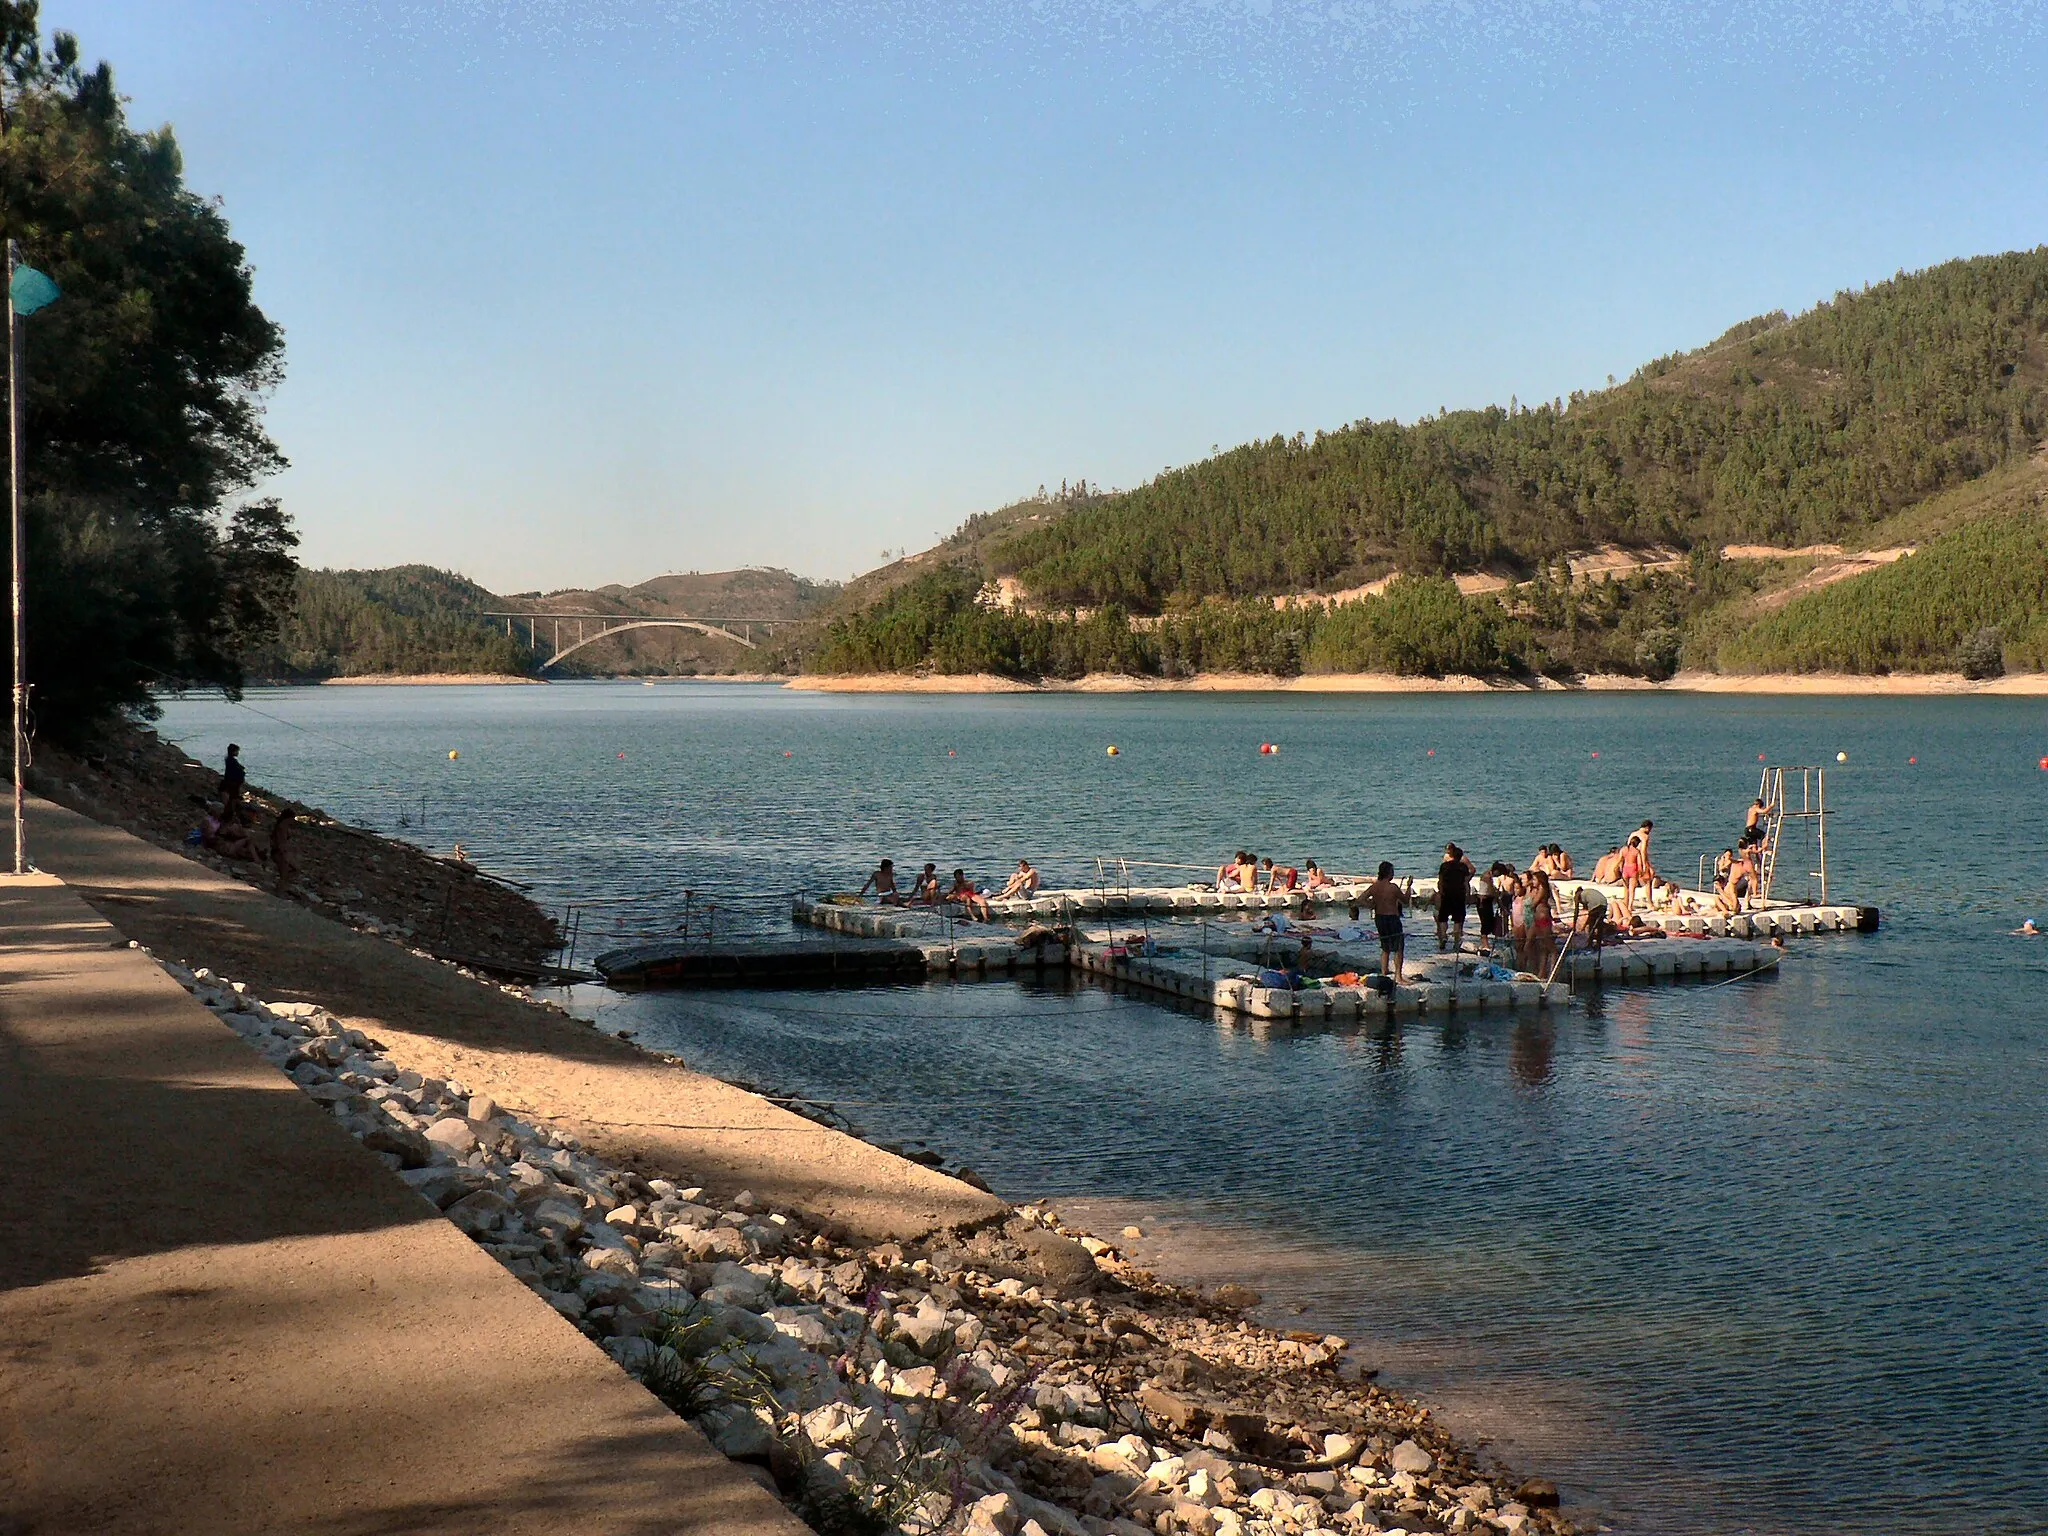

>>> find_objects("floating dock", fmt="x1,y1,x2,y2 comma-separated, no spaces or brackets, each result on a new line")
789,890,1792,1019
966,878,1877,938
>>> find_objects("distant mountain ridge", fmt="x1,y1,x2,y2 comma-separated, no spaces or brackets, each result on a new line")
251,565,834,680
805,247,2048,681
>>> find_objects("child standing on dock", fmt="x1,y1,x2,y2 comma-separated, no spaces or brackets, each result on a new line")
1365,862,1408,984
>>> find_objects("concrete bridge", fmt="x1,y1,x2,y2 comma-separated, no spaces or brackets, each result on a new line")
480,612,810,670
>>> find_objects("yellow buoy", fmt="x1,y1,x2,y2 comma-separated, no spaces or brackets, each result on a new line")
1106,745,1120,756
1836,751,1847,763
448,750,460,760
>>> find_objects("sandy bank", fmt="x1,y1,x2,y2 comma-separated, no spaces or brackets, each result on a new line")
792,669,2048,696
787,671,1513,694
316,672,546,685
1658,670,2048,695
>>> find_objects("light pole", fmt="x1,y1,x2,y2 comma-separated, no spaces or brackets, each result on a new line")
6,241,59,875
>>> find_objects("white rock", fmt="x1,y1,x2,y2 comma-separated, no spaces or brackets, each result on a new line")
965,1492,1020,1536
424,1118,477,1156
1390,1439,1434,1475
584,1247,639,1278
466,1093,498,1122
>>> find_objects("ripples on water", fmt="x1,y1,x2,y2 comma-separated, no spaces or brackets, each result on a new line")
157,682,2048,1536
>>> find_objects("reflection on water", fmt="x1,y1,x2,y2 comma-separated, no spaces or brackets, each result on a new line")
158,683,2048,1536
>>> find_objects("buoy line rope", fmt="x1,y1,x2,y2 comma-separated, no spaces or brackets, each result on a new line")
1693,950,1786,988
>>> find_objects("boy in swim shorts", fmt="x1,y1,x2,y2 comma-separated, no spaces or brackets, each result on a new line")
1365,861,1408,983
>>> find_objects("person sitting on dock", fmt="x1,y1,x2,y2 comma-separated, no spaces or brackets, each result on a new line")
860,858,908,905
1548,844,1575,878
1303,859,1331,891
1364,862,1408,984
1261,857,1300,892
911,863,942,904
997,859,1041,900
1215,852,1245,890
947,868,992,922
1591,845,1624,883
1435,843,1474,954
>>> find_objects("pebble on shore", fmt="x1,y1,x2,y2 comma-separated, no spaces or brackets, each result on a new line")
155,950,1575,1536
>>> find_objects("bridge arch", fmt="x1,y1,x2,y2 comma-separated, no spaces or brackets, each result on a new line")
541,619,758,669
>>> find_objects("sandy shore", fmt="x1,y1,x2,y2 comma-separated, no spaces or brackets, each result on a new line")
318,672,545,685
790,669,2048,696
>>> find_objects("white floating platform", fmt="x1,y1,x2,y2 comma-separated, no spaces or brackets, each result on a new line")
793,898,1786,1018
981,879,1875,938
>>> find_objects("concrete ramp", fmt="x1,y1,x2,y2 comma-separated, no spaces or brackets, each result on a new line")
0,873,805,1536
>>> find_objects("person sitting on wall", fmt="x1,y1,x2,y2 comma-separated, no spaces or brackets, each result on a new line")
997,859,1041,900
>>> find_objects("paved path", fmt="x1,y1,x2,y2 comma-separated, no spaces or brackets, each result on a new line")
0,871,809,1535
24,794,1007,1240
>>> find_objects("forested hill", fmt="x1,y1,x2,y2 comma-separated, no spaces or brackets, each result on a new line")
989,249,2048,611
246,564,830,680
244,567,532,680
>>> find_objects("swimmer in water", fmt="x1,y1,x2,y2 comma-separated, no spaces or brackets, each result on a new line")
2015,919,2042,936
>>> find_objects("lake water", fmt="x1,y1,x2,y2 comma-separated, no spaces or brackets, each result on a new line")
155,681,2048,1536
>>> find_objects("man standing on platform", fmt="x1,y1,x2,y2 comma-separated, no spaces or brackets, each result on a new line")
1365,862,1408,984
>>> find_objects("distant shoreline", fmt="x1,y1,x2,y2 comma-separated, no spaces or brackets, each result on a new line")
787,669,2048,696
280,668,2048,695
301,672,785,687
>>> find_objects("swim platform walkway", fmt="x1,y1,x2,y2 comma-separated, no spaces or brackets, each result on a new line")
772,872,1878,1020
0,869,806,1536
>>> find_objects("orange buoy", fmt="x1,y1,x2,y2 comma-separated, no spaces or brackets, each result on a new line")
447,750,459,760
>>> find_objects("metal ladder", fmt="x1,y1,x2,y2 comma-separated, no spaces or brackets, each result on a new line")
1755,765,1829,904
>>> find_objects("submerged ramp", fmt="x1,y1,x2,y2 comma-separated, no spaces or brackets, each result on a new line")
0,872,803,1536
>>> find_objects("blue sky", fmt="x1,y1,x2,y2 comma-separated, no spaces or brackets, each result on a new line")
59,1,2048,590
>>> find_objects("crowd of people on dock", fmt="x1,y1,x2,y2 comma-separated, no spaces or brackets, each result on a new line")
852,796,1786,983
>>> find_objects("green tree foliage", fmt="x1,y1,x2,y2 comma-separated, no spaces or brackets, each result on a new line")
990,251,2048,612
810,569,1537,681
2,4,294,736
1709,511,2048,675
244,567,534,681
